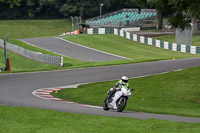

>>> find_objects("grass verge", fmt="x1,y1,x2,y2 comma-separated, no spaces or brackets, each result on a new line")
1,106,200,133
0,18,199,73
0,47,59,72
65,34,200,61
2,34,200,73
153,35,200,46
52,66,200,118
0,39,130,73
0,19,73,39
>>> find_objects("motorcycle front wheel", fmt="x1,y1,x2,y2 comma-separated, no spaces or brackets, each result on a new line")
103,97,109,111
116,97,127,112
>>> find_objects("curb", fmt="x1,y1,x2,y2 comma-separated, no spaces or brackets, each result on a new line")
32,85,102,109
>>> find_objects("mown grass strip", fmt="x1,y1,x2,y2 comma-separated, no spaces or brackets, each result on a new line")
0,39,130,73
0,19,200,73
153,35,200,47
1,106,200,133
0,47,59,72
3,34,200,73
65,34,200,61
52,66,200,118
0,19,73,39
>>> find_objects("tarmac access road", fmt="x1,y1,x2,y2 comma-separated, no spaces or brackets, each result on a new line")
20,37,130,61
1,58,200,123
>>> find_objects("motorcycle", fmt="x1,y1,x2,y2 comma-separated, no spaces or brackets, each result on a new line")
103,85,134,112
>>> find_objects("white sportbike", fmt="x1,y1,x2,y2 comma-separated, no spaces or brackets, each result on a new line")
103,85,134,112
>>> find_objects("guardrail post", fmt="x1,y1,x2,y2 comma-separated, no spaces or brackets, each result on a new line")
4,34,9,71
60,56,63,67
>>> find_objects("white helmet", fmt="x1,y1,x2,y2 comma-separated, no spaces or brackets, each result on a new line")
122,76,128,85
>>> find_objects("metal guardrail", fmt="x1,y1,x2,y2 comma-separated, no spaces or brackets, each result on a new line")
0,39,63,66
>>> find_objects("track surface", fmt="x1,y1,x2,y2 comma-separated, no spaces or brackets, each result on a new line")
20,37,128,61
1,58,200,123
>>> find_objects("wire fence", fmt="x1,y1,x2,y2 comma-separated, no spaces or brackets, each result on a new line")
175,28,192,46
0,39,63,66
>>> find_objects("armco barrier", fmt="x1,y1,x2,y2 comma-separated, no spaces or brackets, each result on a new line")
84,27,200,54
84,28,114,34
113,28,200,54
0,39,63,66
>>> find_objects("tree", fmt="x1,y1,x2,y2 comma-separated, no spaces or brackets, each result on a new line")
39,0,55,19
26,0,39,18
0,0,21,8
168,0,200,34
59,0,96,18
59,3,78,17
128,0,200,32
131,0,169,29
147,0,169,29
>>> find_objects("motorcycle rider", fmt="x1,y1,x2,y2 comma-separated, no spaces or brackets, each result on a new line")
109,76,129,109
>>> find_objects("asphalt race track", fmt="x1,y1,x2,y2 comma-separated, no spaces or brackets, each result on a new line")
20,37,129,61
1,58,200,123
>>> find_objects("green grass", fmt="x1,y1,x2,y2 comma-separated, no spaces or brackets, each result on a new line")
0,38,129,73
0,19,73,39
52,66,200,118
0,39,133,73
7,39,89,69
153,35,200,46
0,19,200,73
0,19,85,72
1,106,200,133
0,39,131,73
65,34,200,62
2,34,200,73
0,47,59,72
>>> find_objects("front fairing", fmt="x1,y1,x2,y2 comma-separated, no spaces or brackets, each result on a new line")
121,86,131,97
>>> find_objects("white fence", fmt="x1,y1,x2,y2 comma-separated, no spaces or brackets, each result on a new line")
113,28,200,54
0,39,63,66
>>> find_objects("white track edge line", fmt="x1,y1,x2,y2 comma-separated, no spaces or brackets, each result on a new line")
56,37,132,60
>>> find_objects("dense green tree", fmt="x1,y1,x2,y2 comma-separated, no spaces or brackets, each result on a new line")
0,0,199,33
0,0,23,19
131,0,169,29
0,0,21,8
168,0,200,33
129,0,200,32
39,0,55,18
0,0,134,19
59,0,102,18
25,0,61,18
26,0,39,18
148,0,169,29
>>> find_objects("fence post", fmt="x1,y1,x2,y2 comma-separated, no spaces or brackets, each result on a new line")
4,34,9,71
60,56,63,67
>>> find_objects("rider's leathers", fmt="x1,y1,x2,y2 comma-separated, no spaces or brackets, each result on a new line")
110,80,129,109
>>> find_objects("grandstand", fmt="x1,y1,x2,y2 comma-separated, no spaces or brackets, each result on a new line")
86,9,157,28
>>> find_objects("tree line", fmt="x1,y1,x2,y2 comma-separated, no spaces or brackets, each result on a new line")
0,0,133,19
0,0,199,31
